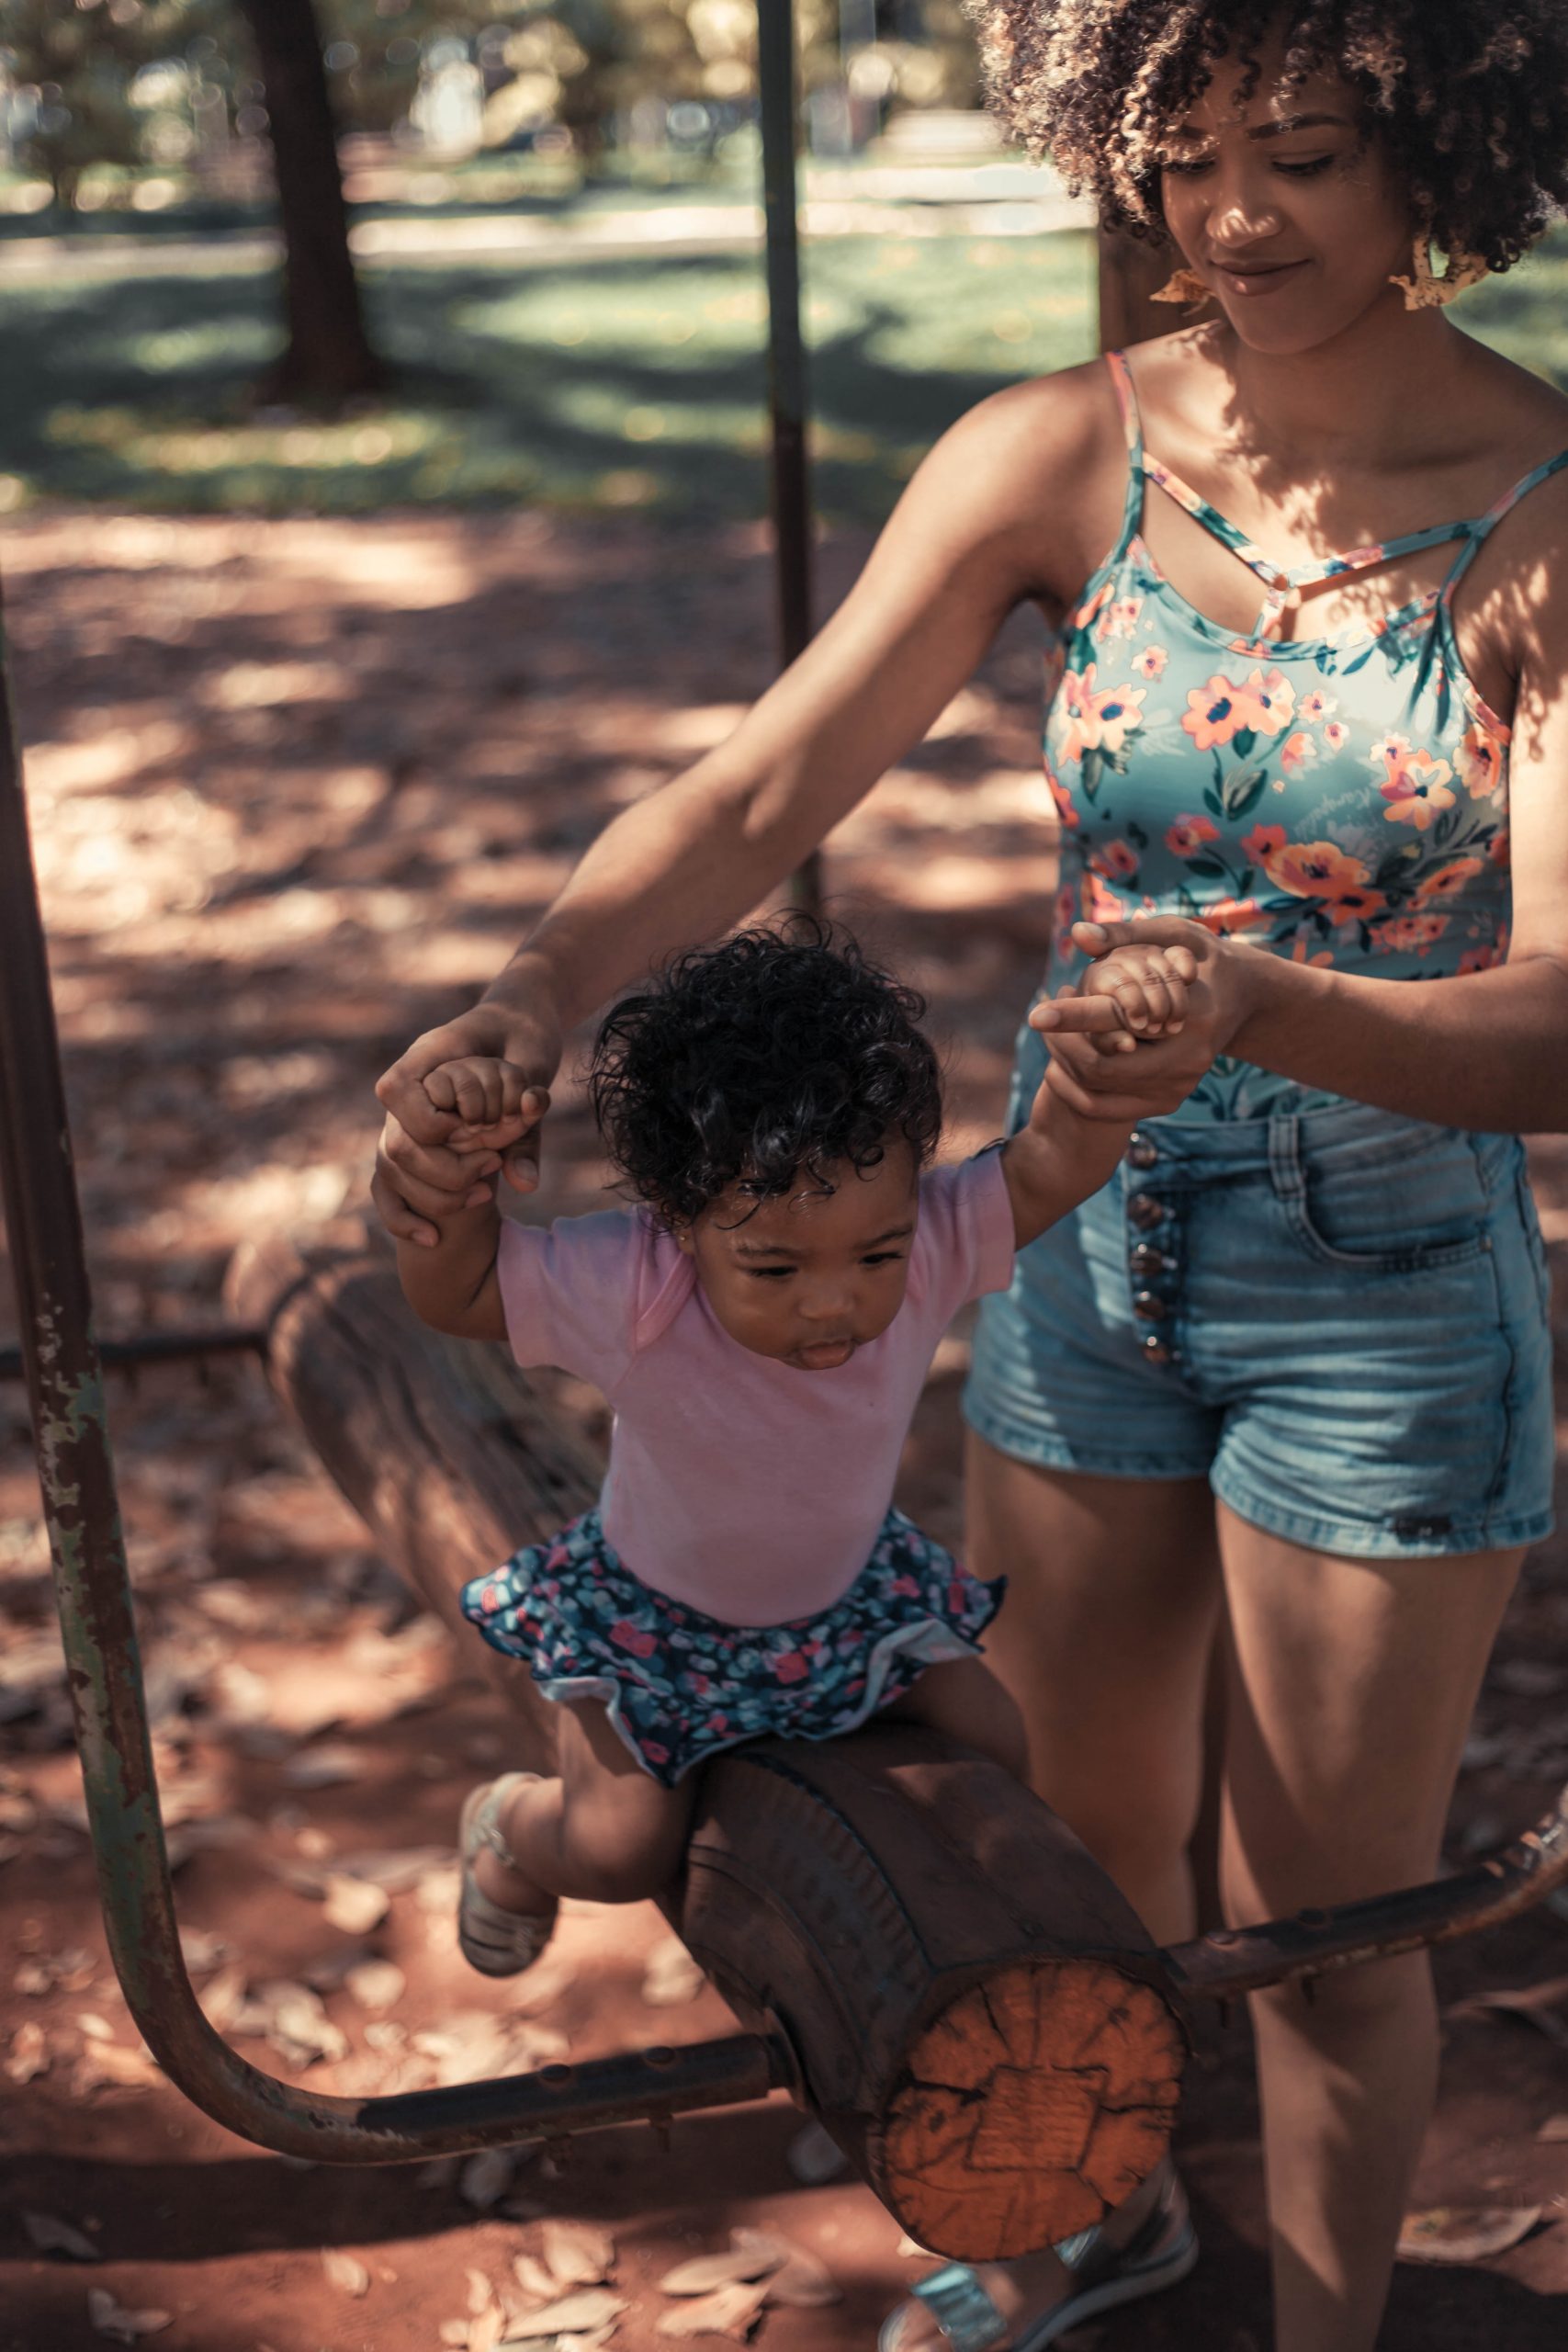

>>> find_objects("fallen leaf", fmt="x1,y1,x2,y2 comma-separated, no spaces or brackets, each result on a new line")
1538,2114,1568,2143
1397,2206,1542,2264
23,2211,100,2261
513,2253,561,2305
5,2020,49,2083
459,2147,515,2211
438,2325,471,2349
74,2040,163,2093
284,1745,366,1788
344,1959,404,2014
321,2248,369,2296
1448,1978,1568,2049
759,2240,840,2309
86,2288,173,2341
468,2307,505,2352
197,1963,250,2032
77,2014,115,2042
659,2233,785,2295
640,1935,705,2007
540,2219,616,2289
894,2235,930,2258
654,2280,771,2339
500,2289,626,2339
322,1874,391,1935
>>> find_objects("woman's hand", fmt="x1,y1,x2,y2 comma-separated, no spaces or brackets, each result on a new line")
372,995,562,1248
1030,917,1262,1120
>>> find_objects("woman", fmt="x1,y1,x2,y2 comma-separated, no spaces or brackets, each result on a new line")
372,7,1568,2346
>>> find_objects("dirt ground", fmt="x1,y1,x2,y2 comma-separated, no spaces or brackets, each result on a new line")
1,508,1566,2352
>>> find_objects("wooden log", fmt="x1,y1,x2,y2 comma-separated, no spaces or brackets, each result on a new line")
227,1234,1187,2256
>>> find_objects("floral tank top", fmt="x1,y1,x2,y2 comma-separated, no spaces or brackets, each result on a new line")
1042,349,1568,1120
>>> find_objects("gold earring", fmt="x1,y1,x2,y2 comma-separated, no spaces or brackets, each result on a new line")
1390,232,1488,310
1151,265,1212,306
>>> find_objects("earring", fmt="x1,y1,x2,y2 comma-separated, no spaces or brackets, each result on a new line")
1151,265,1212,306
1390,232,1488,310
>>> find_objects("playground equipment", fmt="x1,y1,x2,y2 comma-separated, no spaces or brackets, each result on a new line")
4,6,1568,2272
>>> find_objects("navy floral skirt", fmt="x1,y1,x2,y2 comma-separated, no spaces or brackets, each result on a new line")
459,1505,1003,1786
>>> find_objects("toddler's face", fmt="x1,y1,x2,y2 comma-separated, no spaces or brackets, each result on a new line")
676,1146,919,1371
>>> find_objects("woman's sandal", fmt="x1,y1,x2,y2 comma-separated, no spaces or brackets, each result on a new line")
877,2163,1197,2352
457,1773,559,1978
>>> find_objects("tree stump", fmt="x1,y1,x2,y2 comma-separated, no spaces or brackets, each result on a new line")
228,1233,1187,2254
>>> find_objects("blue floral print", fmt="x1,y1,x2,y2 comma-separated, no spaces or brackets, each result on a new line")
460,1506,1001,1787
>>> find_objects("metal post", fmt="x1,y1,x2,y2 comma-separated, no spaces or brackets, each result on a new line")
757,0,821,915
0,593,785,2161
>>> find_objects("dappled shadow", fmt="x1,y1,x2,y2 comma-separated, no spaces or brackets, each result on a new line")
0,231,1097,522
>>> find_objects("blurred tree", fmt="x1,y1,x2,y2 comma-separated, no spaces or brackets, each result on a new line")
230,0,384,400
0,0,219,207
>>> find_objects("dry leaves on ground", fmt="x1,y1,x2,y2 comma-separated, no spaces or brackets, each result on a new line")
1397,2207,1544,2264
499,2287,626,2339
1446,1975,1568,2048
86,2288,173,2342
655,2280,772,2341
640,1934,706,2007
23,2211,101,2261
5,2018,49,2082
320,2248,370,2296
657,2226,840,2329
1537,2113,1568,2142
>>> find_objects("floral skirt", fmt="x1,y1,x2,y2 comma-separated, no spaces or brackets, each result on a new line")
458,1505,1003,1787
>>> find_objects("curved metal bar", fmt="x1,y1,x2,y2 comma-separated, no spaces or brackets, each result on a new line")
0,614,784,2163
1164,1783,1568,2001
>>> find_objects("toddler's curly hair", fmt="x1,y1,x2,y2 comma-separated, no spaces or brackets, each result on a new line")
588,920,943,1227
967,0,1568,274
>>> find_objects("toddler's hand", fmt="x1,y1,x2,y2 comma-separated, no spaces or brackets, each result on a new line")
1037,939,1200,1056
423,1057,550,1155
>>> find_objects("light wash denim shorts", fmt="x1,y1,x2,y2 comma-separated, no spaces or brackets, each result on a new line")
964,1031,1556,1561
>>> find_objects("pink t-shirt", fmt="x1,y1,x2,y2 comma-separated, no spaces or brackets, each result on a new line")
496,1153,1015,1626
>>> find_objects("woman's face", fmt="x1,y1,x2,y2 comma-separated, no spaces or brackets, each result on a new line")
1157,46,1416,356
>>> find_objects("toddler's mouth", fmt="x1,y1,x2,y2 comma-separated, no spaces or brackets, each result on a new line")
794,1337,856,1370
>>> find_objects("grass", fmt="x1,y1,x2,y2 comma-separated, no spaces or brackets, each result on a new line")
3,210,1567,525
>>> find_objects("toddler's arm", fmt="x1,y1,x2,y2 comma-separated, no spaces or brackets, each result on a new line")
395,1185,507,1343
1000,942,1201,1247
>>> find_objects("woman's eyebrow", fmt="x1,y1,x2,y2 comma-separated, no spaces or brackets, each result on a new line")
1250,112,1354,141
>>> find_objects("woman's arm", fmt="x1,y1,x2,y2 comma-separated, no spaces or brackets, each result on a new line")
373,370,1122,1240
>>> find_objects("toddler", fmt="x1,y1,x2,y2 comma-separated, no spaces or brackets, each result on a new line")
396,920,1190,1976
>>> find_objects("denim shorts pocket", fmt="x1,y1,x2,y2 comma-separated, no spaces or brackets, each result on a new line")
1275,1119,1494,1274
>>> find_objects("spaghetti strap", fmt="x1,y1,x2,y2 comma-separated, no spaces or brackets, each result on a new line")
1106,350,1143,458
1440,446,1568,603
1104,350,1146,555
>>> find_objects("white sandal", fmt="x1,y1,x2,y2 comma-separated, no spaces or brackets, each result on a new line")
878,2163,1197,2352
457,1773,558,1978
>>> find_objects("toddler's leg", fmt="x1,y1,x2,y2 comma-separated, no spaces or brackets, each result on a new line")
470,1696,694,1917
885,1656,1030,1781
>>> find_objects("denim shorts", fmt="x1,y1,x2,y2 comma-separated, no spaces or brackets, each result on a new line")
964,1035,1556,1561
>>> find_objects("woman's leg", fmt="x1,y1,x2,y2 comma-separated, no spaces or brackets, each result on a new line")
1216,1502,1523,2352
471,1697,695,1912
971,1433,1224,1941
882,1436,1223,2350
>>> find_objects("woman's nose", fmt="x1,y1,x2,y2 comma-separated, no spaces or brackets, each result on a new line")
1208,186,1284,248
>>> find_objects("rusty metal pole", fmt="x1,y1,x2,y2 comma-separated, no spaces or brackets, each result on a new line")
0,594,785,2160
758,0,821,916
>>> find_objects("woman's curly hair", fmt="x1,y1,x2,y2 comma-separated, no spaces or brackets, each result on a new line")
588,920,943,1227
966,0,1568,273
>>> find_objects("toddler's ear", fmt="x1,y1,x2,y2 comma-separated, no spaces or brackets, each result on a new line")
671,1220,697,1258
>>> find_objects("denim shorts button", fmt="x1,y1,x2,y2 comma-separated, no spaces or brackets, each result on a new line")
1128,1243,1168,1279
1126,1134,1158,1170
1127,1192,1164,1229
1140,1333,1172,1363
1132,1290,1167,1321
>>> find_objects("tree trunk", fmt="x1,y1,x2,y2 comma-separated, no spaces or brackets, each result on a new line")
232,0,384,403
